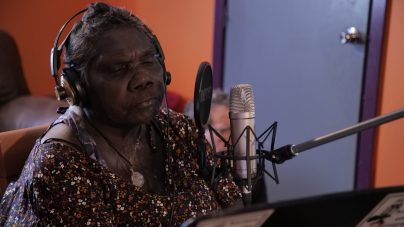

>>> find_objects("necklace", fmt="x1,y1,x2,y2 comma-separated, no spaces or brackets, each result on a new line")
87,120,145,188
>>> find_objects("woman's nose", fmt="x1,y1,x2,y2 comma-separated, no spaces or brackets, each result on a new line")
128,72,154,91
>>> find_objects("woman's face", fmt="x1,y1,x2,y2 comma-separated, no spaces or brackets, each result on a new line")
86,26,165,127
205,104,231,152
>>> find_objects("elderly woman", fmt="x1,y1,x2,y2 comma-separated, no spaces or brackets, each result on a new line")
0,2,241,226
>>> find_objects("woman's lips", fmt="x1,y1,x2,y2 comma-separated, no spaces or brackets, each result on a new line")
136,98,158,108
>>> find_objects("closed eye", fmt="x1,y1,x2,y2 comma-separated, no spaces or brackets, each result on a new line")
110,63,131,73
139,52,157,63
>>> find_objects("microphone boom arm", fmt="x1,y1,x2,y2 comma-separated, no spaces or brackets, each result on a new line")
267,108,404,164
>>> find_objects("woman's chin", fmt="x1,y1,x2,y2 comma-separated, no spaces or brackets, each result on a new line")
127,109,159,125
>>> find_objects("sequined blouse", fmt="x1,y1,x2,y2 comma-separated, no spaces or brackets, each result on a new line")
0,106,242,226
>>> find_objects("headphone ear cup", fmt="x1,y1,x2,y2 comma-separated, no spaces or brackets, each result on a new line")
61,68,88,106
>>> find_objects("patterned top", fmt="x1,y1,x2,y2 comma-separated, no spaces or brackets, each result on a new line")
0,106,241,226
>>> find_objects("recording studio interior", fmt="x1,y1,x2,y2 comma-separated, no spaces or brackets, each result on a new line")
0,0,403,226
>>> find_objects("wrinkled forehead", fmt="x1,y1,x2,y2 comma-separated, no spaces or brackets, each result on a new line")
94,26,154,55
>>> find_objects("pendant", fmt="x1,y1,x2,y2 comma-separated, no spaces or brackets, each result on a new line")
131,169,145,188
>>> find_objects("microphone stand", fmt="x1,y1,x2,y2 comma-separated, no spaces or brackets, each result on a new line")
266,108,404,164
208,121,280,207
208,108,404,207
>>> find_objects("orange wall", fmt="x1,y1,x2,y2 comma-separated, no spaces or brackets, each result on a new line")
374,0,404,187
0,0,215,100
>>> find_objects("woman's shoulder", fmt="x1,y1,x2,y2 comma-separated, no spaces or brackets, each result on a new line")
29,123,81,162
157,109,199,139
159,108,186,120
31,140,84,171
158,109,196,128
40,123,80,146
0,139,87,211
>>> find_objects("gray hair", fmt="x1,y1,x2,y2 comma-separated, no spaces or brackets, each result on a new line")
211,89,229,107
184,89,229,120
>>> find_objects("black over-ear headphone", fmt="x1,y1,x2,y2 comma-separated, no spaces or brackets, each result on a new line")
50,8,171,107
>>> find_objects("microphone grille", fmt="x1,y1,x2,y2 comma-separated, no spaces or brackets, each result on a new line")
230,84,255,113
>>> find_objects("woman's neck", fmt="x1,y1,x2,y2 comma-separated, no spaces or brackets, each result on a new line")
83,109,145,144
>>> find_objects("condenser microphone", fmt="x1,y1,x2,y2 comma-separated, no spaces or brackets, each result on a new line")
229,84,257,205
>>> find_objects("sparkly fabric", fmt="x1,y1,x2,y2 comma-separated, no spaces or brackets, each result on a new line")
0,106,241,226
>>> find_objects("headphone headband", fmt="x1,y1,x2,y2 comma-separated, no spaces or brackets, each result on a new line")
50,9,86,80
